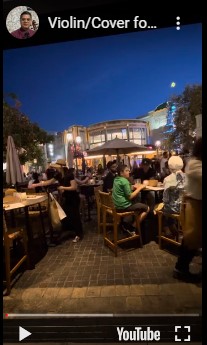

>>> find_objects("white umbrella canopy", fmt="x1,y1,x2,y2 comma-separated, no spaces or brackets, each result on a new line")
6,135,25,186
87,138,151,156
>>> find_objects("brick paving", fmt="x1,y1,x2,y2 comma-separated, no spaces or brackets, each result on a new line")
3,213,202,316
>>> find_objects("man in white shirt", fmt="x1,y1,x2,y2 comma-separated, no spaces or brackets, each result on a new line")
173,138,202,283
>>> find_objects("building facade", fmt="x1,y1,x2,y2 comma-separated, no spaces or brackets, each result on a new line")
87,119,149,149
137,103,168,145
61,119,150,169
45,131,66,163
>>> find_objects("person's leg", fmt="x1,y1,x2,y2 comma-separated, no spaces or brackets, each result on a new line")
173,240,201,282
126,203,149,226
63,197,83,241
70,204,83,240
163,216,177,237
143,191,156,213
173,199,202,282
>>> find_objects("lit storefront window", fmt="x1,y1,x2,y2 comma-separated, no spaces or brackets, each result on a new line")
90,131,105,144
129,127,146,145
107,128,127,141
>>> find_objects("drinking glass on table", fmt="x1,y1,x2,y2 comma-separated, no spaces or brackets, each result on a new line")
134,178,141,185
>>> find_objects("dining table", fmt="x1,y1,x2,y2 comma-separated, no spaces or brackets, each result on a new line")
79,181,103,221
3,194,48,269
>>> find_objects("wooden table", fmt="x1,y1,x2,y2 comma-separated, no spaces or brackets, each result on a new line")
80,182,102,221
3,194,48,269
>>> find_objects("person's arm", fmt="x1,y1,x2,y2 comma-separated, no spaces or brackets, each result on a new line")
28,178,56,188
58,179,77,191
129,184,146,200
75,176,89,185
123,180,145,201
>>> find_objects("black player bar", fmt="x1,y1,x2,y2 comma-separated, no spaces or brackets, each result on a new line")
3,315,202,342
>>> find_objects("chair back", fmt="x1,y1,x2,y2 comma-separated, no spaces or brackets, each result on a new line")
4,188,17,196
99,191,114,210
94,186,103,204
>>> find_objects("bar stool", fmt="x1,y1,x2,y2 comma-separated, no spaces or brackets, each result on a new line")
99,191,143,256
3,213,28,295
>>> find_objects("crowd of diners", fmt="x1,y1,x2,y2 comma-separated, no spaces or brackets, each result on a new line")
27,138,202,283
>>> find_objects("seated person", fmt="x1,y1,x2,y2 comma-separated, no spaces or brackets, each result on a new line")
75,167,93,185
133,158,157,212
96,163,104,179
133,158,156,181
112,164,149,235
103,160,117,192
161,156,185,237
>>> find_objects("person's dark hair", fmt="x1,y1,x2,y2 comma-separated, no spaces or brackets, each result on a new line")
117,164,128,176
107,160,117,170
46,168,56,179
142,158,151,166
67,167,75,177
163,151,168,158
20,11,32,19
192,137,202,160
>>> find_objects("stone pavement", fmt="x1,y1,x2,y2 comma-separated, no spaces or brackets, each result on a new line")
3,215,202,315
4,214,202,344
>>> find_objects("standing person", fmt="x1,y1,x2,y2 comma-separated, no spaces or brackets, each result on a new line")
173,138,202,282
112,164,149,234
58,167,83,243
10,11,38,39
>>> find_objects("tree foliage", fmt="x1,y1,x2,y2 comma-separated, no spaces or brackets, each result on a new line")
3,94,54,165
166,84,202,150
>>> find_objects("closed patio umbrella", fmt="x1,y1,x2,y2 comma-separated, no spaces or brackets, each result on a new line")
6,135,25,186
67,144,74,168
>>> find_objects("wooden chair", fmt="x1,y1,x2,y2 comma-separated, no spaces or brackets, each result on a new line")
157,211,180,248
157,201,185,249
94,185,103,233
3,213,28,295
15,192,50,241
4,188,17,196
99,191,143,256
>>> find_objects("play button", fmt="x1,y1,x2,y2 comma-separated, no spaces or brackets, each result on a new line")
19,326,32,341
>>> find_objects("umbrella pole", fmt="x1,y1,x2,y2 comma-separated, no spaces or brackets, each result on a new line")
117,150,121,164
103,155,106,169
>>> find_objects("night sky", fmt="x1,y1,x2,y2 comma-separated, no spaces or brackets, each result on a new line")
3,23,202,132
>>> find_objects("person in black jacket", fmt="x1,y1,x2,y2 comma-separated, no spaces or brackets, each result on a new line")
133,158,156,212
103,160,117,192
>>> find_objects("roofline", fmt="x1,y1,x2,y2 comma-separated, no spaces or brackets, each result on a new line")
87,118,147,128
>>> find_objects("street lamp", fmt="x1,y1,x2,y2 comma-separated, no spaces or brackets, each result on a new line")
67,133,82,173
155,140,161,157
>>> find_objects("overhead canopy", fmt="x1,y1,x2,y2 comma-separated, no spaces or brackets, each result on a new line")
87,138,153,156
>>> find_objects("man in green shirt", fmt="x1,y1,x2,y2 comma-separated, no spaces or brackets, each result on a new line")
112,164,149,233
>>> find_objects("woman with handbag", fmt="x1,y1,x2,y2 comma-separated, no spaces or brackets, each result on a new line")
58,167,83,243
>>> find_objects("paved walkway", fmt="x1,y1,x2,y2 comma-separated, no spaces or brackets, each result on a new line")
4,214,202,344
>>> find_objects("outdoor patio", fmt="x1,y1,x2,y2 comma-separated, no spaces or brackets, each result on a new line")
3,214,202,316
